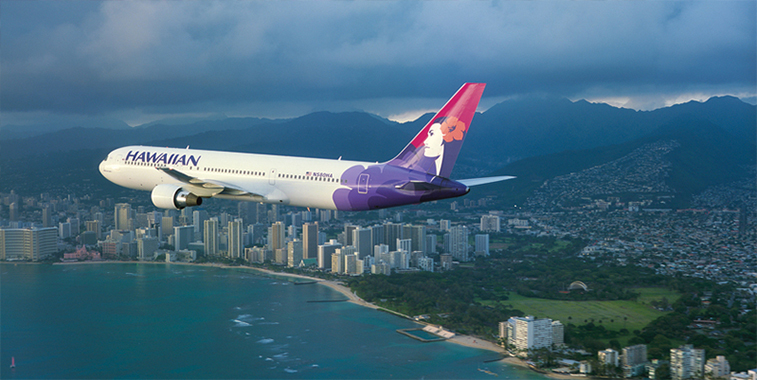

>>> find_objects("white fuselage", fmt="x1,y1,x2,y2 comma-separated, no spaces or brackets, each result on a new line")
99,145,371,210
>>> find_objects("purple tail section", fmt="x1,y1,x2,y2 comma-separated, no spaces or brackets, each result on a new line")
387,83,486,179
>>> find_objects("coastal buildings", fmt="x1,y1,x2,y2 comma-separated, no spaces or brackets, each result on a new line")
501,315,563,356
317,239,341,269
0,227,57,261
228,219,243,259
302,223,318,259
114,203,132,231
670,344,705,380
598,348,619,367
704,356,730,379
204,218,219,256
287,239,302,268
623,344,648,378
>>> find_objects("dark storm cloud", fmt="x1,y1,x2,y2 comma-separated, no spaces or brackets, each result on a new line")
1,0,754,122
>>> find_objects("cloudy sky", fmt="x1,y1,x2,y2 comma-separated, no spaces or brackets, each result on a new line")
2,1,755,127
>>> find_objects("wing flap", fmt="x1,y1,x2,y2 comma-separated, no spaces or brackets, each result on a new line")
156,167,261,198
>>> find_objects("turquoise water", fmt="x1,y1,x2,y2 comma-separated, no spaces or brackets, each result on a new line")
1,263,547,379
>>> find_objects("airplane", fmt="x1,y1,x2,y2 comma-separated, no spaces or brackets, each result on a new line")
99,83,514,211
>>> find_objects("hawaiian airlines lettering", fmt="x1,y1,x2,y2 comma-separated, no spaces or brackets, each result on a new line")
125,150,201,166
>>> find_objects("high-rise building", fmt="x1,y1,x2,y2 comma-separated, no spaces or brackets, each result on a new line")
373,244,390,266
317,239,341,269
439,219,451,231
287,239,303,267
370,224,384,247
353,228,372,259
440,253,453,271
204,218,219,256
290,212,303,228
228,219,244,259
504,316,556,355
248,223,265,246
319,209,331,223
246,246,270,263
267,221,285,253
384,223,402,251
670,345,704,380
114,203,132,230
331,250,345,274
134,213,150,229
425,234,437,254
411,225,426,253
480,214,501,232
161,216,174,237
552,320,564,346
371,261,391,275
86,220,102,240
344,225,357,246
59,222,72,239
219,212,231,227
193,209,209,238
67,217,80,235
237,202,256,225
42,206,52,227
137,237,159,260
599,348,619,367
704,356,730,379
623,344,648,378
475,234,490,256
418,256,434,272
302,223,318,259
449,225,469,261
344,254,358,275
174,226,194,251
9,202,19,222
274,248,287,265
397,238,412,253
0,228,57,261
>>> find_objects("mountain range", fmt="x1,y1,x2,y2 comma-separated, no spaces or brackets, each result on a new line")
1,96,754,207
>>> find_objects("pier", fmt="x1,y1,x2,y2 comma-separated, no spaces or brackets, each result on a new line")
396,325,455,342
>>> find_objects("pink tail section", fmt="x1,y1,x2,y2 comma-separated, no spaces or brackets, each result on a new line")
387,83,485,179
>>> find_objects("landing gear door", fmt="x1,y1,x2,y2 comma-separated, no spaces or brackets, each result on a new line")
358,174,369,194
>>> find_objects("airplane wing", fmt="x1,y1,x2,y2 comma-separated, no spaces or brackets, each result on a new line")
156,167,262,198
457,176,516,187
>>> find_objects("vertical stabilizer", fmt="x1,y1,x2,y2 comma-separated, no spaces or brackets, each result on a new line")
387,83,485,178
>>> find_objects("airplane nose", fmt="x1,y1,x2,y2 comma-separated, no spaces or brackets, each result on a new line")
99,160,112,179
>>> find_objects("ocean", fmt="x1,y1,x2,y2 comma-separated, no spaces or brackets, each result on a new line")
1,263,548,379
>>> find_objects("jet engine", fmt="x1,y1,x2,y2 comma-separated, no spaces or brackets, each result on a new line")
151,184,202,210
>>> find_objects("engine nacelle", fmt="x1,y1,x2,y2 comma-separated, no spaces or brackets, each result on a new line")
151,184,203,210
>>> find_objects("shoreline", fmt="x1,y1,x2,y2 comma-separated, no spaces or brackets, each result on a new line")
46,260,572,378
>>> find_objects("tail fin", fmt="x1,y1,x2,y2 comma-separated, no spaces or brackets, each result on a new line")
387,83,485,178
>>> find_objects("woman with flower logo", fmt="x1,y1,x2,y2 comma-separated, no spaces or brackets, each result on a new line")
423,116,467,176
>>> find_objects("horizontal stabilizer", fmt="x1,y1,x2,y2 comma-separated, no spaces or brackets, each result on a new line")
458,176,515,187
394,181,447,191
